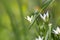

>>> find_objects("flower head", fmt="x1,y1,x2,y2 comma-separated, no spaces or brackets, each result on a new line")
40,11,49,22
36,36,43,40
25,16,33,23
53,27,60,34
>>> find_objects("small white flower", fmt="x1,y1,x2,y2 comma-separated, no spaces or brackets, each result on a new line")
48,23,52,27
53,27,60,34
40,11,49,22
25,16,33,23
36,36,43,40
40,13,46,21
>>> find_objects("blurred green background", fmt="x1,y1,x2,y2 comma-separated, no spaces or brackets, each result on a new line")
0,0,60,40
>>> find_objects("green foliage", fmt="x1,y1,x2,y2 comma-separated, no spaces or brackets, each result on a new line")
0,0,60,40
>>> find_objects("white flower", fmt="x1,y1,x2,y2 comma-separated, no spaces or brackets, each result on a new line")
48,23,52,27
53,27,60,34
25,16,33,23
36,36,43,40
40,11,49,22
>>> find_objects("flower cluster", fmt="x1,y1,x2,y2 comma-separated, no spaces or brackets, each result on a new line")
25,11,49,23
25,9,60,40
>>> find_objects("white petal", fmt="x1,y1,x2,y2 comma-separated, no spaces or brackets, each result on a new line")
40,14,43,18
44,13,46,18
56,27,60,33
53,30,58,34
40,14,46,21
46,11,49,18
27,16,32,22
31,16,33,20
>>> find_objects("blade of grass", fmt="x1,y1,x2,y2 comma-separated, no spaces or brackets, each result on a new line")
16,0,27,40
41,0,55,10
45,24,52,40
45,30,49,40
1,0,20,40
0,10,2,29
48,25,51,40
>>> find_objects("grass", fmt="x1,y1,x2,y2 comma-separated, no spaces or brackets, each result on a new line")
0,0,60,40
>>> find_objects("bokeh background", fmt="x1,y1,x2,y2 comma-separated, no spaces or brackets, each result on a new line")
0,0,60,40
